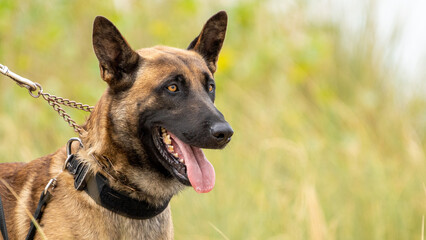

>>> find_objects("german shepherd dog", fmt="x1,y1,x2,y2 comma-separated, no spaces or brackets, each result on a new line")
0,11,232,239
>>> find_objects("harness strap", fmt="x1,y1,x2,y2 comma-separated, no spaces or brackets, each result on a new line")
0,181,53,240
0,195,9,240
25,190,52,240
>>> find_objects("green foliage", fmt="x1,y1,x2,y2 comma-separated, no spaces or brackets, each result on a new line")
0,1,425,239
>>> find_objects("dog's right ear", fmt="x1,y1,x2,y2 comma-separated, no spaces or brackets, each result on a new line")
92,16,140,91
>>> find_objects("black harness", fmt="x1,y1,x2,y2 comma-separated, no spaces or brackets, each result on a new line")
0,138,170,239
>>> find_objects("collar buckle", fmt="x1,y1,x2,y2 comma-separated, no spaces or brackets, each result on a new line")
63,137,89,190
63,137,83,170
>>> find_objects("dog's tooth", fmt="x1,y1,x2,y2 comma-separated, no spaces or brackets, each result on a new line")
161,133,168,142
164,135,171,145
167,145,174,152
161,128,166,133
179,158,184,163
173,153,179,158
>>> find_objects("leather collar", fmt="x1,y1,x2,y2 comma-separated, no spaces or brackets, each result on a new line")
65,154,170,219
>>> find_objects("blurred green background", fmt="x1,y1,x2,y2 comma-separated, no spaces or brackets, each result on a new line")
0,0,425,239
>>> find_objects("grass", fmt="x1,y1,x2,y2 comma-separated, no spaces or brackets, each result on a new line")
0,178,47,240
0,0,425,239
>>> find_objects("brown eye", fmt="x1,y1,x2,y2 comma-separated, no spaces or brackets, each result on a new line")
167,84,178,92
208,84,214,92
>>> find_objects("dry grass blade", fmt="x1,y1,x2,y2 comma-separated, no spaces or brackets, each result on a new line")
208,222,230,240
0,178,47,240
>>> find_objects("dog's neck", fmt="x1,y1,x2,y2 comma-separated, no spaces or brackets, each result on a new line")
81,92,114,157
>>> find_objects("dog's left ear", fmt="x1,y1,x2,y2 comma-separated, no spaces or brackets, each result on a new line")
93,16,140,91
187,11,228,74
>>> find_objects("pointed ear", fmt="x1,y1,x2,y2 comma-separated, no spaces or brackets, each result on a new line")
187,11,228,74
92,16,140,91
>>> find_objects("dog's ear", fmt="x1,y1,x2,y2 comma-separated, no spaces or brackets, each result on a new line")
187,11,227,74
93,16,140,91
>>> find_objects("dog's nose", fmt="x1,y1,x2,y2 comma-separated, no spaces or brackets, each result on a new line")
211,122,234,145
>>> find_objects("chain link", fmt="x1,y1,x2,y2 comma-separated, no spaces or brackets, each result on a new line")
27,83,93,135
41,92,94,113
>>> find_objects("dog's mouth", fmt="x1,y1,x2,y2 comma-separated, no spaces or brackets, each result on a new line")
152,127,215,193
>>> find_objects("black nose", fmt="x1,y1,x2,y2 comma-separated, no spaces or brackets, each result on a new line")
211,122,234,145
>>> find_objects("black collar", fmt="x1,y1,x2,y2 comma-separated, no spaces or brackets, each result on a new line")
65,154,170,219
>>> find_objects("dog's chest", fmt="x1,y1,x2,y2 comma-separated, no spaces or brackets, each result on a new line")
106,207,174,240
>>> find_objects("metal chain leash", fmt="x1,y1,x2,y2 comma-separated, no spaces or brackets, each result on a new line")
0,63,94,135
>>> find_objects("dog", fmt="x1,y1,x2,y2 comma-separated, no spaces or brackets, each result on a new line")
0,11,233,239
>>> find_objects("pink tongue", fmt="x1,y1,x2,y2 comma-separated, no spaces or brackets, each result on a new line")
169,133,215,193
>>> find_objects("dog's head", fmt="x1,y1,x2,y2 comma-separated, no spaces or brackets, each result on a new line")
90,11,233,195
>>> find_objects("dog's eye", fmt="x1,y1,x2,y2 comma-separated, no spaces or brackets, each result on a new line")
208,84,214,93
167,84,178,92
